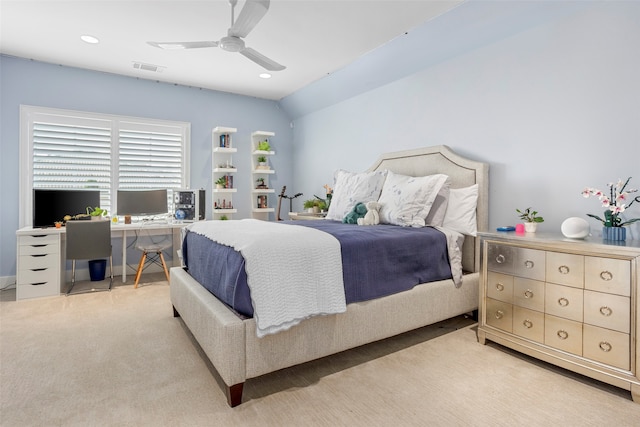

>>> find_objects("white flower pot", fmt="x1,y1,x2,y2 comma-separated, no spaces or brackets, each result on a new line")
524,222,538,233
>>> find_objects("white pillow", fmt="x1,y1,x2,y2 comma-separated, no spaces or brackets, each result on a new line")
442,184,478,236
425,177,451,227
325,169,387,221
378,171,449,227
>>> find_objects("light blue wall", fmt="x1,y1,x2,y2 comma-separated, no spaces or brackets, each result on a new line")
0,56,293,278
288,1,640,238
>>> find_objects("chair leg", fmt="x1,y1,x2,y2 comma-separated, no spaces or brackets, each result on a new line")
158,251,170,283
108,255,114,291
134,252,147,289
66,260,77,296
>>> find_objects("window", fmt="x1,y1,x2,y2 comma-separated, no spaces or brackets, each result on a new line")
19,105,190,227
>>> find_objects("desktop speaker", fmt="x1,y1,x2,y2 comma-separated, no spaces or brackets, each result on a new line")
174,189,205,222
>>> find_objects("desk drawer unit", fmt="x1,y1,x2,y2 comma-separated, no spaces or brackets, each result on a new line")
478,233,640,404
16,232,62,300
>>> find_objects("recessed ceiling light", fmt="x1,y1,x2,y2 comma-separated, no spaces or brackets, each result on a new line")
80,35,100,44
259,73,272,79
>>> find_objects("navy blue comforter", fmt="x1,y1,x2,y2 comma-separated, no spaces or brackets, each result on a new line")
183,220,452,317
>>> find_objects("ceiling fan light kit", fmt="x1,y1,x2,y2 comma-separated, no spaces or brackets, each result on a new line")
147,0,285,72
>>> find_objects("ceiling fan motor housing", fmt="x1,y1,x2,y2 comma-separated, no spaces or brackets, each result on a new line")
220,36,245,52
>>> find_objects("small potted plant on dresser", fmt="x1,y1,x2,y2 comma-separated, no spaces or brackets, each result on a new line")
516,207,544,232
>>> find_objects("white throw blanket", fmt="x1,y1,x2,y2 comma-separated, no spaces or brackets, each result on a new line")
188,219,346,337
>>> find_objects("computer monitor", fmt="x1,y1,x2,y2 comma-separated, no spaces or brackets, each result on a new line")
33,189,101,228
116,189,168,217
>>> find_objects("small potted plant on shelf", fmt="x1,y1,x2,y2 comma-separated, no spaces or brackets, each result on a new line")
256,156,269,170
215,176,227,189
257,140,271,151
255,177,267,189
304,199,325,214
516,207,544,232
87,206,107,220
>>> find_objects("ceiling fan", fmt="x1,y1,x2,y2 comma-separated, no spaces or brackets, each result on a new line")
147,0,285,71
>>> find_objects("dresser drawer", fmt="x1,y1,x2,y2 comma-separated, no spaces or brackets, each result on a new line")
487,243,514,274
19,253,59,271
513,306,544,343
514,248,545,281
545,283,583,322
486,271,513,303
583,324,630,371
584,257,630,297
485,298,513,333
19,243,58,256
546,252,583,288
583,290,630,334
16,280,59,299
17,265,60,285
544,314,582,356
19,234,59,246
513,277,545,312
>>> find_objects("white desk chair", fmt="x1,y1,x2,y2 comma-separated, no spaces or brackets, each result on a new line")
65,220,113,295
133,220,171,288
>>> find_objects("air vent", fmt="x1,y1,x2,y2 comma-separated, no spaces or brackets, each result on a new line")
132,62,166,73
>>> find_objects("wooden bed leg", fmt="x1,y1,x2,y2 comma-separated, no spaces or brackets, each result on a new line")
227,383,244,407
172,305,180,318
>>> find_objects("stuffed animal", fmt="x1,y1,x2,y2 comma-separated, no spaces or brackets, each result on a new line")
343,202,367,224
357,201,382,226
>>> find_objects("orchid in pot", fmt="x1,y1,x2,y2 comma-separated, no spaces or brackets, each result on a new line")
582,177,640,241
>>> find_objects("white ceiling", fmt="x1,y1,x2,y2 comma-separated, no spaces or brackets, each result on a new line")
0,0,464,100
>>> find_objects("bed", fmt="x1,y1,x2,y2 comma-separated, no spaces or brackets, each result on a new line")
170,145,489,406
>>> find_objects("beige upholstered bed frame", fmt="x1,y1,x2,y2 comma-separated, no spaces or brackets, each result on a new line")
170,145,489,406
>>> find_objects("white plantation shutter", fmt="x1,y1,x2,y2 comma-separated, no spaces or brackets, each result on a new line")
20,106,190,227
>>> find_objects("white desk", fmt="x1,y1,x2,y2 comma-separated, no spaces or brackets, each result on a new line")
16,221,186,299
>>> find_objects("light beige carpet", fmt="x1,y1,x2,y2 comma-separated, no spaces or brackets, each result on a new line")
2,276,639,426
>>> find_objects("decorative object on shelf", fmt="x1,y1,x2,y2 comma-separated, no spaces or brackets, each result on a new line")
516,207,544,233
561,217,590,239
256,178,268,189
582,176,640,241
215,176,228,189
303,199,321,214
256,156,269,169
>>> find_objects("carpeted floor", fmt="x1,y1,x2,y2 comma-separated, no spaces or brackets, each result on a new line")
2,275,639,426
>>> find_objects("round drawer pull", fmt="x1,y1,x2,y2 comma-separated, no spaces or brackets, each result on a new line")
523,319,533,329
524,260,535,269
599,341,612,352
599,306,613,317
524,289,534,299
600,270,613,281
557,330,569,340
496,283,505,292
558,265,570,275
496,254,506,264
557,297,569,307
495,310,504,320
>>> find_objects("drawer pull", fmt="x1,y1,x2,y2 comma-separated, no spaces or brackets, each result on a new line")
599,270,613,281
524,289,534,299
30,268,47,272
557,297,569,307
599,306,613,317
31,254,47,258
524,260,534,269
30,282,47,286
523,319,533,329
495,310,505,320
599,341,612,352
30,244,47,248
496,283,505,292
558,265,570,275
557,330,569,340
495,254,506,264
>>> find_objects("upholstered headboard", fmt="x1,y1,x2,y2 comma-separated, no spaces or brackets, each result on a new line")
367,145,489,273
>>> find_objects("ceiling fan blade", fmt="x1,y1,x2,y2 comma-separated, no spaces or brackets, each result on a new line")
240,47,285,71
229,0,270,38
147,41,219,50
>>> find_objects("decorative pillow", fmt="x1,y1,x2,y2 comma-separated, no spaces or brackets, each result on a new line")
425,177,451,227
377,171,449,227
442,184,479,236
325,169,387,221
